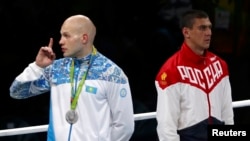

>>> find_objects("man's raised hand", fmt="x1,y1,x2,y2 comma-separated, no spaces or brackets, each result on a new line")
35,38,56,68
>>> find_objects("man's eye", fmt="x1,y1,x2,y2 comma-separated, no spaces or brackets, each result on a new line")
62,34,70,38
199,26,206,30
198,25,212,31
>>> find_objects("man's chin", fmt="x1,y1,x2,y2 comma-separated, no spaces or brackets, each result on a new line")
204,44,210,49
63,53,71,58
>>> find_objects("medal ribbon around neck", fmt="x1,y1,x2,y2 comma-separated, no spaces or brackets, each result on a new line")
69,46,97,110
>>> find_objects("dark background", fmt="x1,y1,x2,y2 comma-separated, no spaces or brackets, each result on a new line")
0,0,250,141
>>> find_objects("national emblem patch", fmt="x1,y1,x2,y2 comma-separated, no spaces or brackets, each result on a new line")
159,72,167,86
85,85,97,94
120,88,127,98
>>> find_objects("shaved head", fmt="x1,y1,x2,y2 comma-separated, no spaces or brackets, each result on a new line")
61,15,96,44
59,14,97,58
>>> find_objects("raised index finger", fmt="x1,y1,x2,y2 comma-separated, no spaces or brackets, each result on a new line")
48,38,53,48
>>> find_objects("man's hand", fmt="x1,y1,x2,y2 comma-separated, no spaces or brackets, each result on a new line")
35,38,56,68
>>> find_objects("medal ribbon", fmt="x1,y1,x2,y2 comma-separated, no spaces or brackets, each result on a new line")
69,47,97,110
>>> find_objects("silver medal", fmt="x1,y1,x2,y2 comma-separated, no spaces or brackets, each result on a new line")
66,110,78,124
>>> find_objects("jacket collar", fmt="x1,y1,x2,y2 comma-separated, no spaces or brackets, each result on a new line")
181,42,208,64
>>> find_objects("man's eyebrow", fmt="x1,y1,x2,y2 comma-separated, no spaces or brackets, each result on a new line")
197,25,212,29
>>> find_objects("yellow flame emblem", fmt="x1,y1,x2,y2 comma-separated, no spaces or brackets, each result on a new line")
161,72,167,81
160,72,167,86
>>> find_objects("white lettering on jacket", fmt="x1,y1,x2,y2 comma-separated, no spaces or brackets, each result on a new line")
177,60,223,89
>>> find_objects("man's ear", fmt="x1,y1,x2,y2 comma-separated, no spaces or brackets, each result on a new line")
183,27,190,38
82,34,88,43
